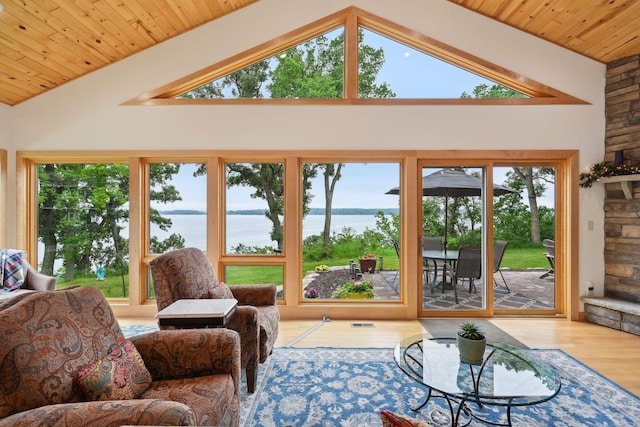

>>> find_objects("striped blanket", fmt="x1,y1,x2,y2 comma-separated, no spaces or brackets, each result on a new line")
1,249,25,292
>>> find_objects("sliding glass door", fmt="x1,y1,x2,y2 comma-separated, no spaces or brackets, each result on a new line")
420,166,487,314
492,165,557,313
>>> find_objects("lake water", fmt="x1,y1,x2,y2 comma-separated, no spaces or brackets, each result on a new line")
37,214,384,268
150,214,383,251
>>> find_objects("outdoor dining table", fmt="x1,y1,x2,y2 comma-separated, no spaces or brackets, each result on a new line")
423,249,459,293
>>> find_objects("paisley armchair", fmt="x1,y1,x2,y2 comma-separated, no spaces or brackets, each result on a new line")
0,286,241,426
150,247,280,393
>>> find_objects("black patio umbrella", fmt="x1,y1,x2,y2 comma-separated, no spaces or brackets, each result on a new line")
385,168,517,250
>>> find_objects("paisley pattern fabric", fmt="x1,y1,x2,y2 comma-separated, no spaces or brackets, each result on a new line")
150,247,279,392
75,340,152,400
0,286,241,426
208,280,234,299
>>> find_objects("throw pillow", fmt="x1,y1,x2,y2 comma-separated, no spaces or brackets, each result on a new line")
208,281,233,299
1,249,25,292
380,410,432,427
75,340,152,400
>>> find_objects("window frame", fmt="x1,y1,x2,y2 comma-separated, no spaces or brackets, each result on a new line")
17,149,579,321
124,7,586,106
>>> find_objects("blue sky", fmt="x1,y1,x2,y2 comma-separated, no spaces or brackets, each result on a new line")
158,163,553,212
363,28,495,98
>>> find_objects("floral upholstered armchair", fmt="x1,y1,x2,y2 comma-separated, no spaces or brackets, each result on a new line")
150,247,280,393
0,286,241,426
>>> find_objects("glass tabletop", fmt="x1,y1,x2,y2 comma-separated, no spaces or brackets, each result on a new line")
394,334,561,407
422,250,459,261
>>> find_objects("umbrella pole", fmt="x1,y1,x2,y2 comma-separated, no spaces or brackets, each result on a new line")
444,196,448,254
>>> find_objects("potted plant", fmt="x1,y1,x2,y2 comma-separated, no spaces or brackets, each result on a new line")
456,322,487,365
331,279,374,299
358,253,377,274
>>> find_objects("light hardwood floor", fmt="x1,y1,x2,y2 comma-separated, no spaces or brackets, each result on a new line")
273,318,640,395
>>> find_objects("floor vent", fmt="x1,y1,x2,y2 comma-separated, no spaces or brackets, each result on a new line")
351,322,375,328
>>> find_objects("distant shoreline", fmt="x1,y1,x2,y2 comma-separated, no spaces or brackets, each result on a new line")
160,208,399,215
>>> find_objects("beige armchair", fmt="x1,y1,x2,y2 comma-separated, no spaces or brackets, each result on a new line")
150,247,280,393
0,286,241,426
0,259,56,302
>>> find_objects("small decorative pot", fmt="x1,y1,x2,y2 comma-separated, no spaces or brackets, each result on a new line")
456,334,487,365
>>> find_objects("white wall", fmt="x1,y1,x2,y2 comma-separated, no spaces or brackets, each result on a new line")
7,0,607,301
0,104,9,149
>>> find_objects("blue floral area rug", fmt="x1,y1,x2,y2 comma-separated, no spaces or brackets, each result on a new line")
240,347,640,427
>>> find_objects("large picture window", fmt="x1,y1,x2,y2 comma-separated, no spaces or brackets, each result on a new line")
37,163,130,298
148,162,207,253
301,162,401,302
21,151,574,320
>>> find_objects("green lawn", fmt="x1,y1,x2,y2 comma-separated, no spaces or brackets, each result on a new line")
54,246,548,294
501,246,549,270
302,245,549,274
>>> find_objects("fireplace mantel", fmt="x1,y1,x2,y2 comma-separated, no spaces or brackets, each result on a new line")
598,175,640,199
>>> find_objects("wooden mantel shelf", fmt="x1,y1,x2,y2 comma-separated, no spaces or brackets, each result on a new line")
598,175,640,199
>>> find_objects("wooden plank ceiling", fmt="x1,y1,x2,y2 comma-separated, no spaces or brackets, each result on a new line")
0,0,258,106
1,0,640,106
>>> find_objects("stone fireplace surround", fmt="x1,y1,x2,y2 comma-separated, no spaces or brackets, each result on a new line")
583,54,640,335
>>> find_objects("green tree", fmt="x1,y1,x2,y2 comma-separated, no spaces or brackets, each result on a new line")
505,167,555,244
38,163,185,288
178,62,269,99
461,84,527,99
320,163,343,254
422,197,443,237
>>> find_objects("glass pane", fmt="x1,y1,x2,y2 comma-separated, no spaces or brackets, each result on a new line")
301,162,401,302
37,163,129,298
178,29,344,99
149,163,206,253
224,265,284,300
421,167,486,311
225,162,284,255
492,166,556,310
359,27,529,99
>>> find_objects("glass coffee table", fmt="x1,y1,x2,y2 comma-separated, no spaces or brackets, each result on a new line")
394,334,561,426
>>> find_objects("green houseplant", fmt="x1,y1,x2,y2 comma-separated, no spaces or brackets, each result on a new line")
456,322,487,365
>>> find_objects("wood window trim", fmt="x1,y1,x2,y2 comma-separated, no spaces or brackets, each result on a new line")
124,7,587,106
16,149,579,322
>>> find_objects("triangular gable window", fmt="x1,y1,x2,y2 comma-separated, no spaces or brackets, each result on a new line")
126,7,584,105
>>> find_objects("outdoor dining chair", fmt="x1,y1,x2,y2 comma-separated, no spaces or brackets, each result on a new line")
539,239,555,279
422,236,444,285
443,246,482,304
493,240,510,292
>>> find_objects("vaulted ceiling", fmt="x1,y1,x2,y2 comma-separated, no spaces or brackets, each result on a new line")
1,0,639,106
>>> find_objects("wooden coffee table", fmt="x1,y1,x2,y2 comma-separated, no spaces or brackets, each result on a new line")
156,298,237,329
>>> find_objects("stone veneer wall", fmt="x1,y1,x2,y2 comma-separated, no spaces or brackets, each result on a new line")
604,54,640,302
